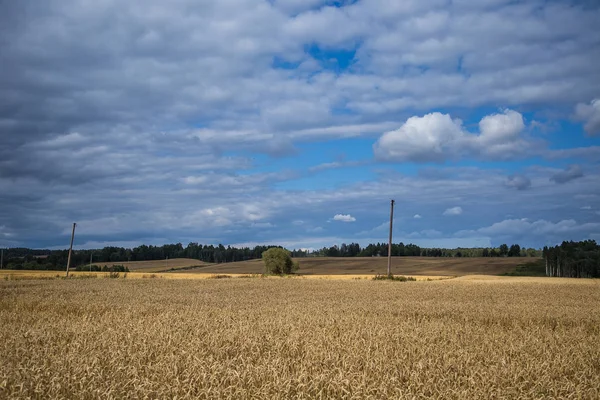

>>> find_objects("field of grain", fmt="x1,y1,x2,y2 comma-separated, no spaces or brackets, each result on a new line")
92,257,207,272
0,270,448,281
177,256,534,276
1,277,598,398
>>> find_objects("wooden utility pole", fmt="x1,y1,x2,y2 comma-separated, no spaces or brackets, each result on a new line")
66,223,76,277
387,199,395,277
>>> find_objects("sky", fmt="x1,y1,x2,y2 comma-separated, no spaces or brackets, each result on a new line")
1,0,600,251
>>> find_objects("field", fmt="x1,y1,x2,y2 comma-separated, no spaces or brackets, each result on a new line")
169,256,535,276
1,276,599,398
90,258,207,272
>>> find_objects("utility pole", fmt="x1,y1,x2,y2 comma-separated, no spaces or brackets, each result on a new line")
66,223,76,278
387,199,395,277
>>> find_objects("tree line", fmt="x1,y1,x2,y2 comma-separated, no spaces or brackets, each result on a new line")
1,241,539,271
0,243,285,271
543,240,600,278
312,242,540,258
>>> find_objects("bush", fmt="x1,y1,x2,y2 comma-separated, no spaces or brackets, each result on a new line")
372,274,416,282
262,248,298,275
101,265,130,273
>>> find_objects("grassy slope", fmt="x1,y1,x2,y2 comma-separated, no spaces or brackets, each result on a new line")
502,258,546,276
87,258,208,273
171,256,538,276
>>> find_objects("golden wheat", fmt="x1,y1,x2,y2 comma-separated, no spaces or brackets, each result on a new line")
1,278,599,399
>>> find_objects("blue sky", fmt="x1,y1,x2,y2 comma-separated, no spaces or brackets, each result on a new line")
1,0,599,250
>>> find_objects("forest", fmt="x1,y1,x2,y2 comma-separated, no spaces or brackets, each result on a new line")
543,240,600,278
1,241,540,271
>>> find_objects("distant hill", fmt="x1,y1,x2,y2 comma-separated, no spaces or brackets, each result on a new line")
168,256,538,276
90,258,208,273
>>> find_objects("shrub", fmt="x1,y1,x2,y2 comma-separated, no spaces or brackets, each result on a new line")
372,274,416,282
101,265,130,273
262,248,298,275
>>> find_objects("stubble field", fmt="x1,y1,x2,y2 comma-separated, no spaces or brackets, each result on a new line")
1,277,599,399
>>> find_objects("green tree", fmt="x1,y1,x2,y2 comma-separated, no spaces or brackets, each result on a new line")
262,248,298,275
499,244,509,257
508,244,521,257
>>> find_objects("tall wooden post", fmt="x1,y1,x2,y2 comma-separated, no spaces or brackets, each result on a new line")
66,223,76,277
387,199,395,277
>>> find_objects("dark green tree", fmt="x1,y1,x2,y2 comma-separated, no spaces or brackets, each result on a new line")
262,248,298,275
508,244,521,257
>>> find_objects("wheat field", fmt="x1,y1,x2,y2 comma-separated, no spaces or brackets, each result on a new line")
1,277,599,399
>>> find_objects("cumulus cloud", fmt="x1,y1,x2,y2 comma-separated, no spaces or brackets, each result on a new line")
505,174,531,190
574,99,600,136
550,165,584,184
373,109,533,162
413,214,422,219
443,207,463,216
332,214,356,222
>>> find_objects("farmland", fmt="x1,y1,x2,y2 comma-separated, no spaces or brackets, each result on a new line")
169,256,535,276
1,276,599,398
90,258,207,273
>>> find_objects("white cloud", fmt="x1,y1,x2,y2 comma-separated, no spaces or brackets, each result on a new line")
443,206,463,216
574,99,600,136
413,214,422,219
332,214,356,222
581,206,592,210
373,112,465,162
373,109,534,162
